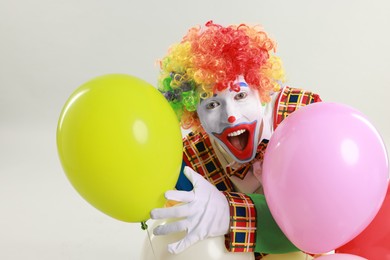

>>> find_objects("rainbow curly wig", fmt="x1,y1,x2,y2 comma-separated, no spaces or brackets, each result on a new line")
158,21,285,130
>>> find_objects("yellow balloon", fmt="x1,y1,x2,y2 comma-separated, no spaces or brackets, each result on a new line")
57,74,183,223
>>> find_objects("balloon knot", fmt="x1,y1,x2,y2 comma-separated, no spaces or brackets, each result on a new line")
141,221,148,230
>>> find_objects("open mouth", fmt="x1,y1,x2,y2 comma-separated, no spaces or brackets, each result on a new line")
213,121,257,162
227,129,249,150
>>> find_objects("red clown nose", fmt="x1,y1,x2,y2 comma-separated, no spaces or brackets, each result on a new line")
228,116,236,123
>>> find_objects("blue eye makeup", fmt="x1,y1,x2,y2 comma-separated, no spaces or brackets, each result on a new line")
239,82,249,87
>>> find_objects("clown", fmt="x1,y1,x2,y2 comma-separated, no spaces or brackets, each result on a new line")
150,21,321,258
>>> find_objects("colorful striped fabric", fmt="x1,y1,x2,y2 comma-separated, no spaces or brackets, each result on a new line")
223,192,257,252
274,86,322,129
182,130,234,192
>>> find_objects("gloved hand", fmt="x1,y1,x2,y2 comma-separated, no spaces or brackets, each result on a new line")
150,166,230,254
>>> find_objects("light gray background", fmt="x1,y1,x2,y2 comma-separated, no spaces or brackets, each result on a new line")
1,0,389,259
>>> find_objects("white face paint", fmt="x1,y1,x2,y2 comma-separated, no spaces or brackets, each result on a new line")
197,77,264,163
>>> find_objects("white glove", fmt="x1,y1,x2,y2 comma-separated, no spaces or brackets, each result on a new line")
150,166,230,254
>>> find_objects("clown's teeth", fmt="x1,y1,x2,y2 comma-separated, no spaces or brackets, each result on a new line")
228,129,246,137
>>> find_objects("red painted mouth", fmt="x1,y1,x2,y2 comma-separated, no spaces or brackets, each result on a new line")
213,121,257,162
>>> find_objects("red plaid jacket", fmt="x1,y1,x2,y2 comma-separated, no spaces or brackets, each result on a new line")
182,86,322,254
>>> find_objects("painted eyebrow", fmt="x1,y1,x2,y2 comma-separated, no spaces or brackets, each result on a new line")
199,93,218,104
228,82,249,93
239,82,249,87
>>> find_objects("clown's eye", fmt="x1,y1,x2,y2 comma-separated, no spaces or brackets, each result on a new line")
206,101,220,109
234,92,247,100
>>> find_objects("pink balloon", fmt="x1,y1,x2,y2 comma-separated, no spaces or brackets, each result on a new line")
262,102,389,254
316,253,367,260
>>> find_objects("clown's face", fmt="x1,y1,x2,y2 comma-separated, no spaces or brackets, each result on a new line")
197,77,264,163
